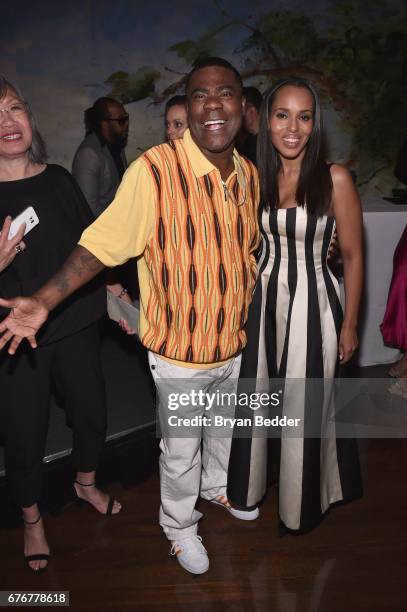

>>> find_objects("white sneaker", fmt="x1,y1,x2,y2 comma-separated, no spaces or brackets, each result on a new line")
170,535,209,574
211,495,259,521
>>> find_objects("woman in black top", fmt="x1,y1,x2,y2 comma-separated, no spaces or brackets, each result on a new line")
0,76,121,572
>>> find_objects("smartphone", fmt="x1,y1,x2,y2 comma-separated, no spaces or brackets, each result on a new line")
8,206,39,240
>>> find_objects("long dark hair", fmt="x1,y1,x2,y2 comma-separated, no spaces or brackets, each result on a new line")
257,77,332,216
165,95,186,116
0,76,47,164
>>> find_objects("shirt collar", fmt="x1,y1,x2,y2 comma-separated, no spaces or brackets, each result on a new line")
181,128,245,189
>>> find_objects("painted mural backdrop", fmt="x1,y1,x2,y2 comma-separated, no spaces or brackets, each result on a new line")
2,0,406,194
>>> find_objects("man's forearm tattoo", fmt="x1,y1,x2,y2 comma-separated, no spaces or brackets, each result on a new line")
52,250,104,297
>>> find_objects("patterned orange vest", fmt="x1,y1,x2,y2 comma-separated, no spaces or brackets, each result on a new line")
140,139,259,364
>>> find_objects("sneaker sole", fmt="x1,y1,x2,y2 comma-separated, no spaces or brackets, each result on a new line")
229,506,259,521
211,499,259,521
176,556,209,574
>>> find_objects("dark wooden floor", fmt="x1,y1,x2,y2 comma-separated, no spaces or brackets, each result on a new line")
1,439,407,611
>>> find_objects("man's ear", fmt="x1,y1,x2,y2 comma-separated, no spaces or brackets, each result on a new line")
99,119,108,139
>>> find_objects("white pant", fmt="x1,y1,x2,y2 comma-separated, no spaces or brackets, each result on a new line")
148,351,242,541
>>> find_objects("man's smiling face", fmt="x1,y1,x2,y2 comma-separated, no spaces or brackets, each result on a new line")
186,65,244,160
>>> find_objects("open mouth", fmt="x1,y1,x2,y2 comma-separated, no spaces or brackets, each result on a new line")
282,136,301,147
1,133,22,142
203,119,226,131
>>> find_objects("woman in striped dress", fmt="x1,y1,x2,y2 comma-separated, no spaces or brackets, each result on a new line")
228,77,363,531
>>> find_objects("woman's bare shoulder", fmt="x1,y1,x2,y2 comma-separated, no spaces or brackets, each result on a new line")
328,163,354,187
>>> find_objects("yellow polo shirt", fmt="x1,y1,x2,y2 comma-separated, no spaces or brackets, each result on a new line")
79,129,260,368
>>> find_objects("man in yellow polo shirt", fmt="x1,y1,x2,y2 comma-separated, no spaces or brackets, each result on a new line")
0,57,260,575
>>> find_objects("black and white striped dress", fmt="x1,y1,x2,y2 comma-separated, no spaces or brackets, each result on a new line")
228,205,362,531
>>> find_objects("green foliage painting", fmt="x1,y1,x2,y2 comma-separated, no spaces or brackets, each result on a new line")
105,0,407,192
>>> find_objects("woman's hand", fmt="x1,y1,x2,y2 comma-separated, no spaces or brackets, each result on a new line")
339,325,358,364
118,317,137,335
106,283,133,304
327,230,339,259
0,216,26,273
106,285,137,335
331,164,363,362
118,289,133,305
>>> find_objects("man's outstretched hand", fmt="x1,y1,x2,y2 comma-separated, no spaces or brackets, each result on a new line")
0,246,106,354
0,296,49,354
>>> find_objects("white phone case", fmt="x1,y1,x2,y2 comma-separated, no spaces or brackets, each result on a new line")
8,206,39,239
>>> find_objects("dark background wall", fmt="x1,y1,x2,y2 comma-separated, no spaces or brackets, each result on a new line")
1,0,406,194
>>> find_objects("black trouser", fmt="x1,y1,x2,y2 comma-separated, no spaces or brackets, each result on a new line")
0,324,106,508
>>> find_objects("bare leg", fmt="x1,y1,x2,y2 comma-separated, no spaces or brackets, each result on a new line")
22,504,50,571
74,470,121,515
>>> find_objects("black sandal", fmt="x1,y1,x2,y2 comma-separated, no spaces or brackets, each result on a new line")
23,515,50,572
73,480,121,516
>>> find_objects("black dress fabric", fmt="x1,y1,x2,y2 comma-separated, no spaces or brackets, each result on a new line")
0,164,105,345
227,203,362,532
0,165,107,507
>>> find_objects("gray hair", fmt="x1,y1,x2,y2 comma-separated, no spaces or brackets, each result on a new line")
0,75,47,164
